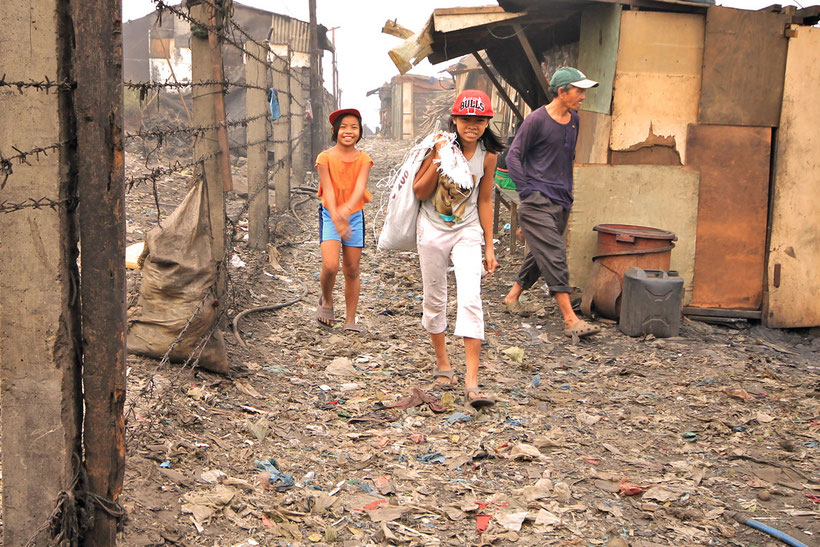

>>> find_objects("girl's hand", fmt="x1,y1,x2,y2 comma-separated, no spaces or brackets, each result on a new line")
332,205,352,240
333,218,351,240
483,247,498,277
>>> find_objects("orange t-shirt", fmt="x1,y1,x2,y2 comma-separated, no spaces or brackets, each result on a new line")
315,150,373,213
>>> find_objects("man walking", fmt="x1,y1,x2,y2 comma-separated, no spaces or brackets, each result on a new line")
502,67,600,339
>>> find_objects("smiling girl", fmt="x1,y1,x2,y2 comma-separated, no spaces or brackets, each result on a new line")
315,108,373,332
412,90,504,409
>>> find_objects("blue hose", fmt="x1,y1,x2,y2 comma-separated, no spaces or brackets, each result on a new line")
733,513,809,547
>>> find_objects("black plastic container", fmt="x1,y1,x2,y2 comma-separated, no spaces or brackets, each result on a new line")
618,268,684,338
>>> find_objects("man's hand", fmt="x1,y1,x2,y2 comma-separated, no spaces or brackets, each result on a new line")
483,247,498,277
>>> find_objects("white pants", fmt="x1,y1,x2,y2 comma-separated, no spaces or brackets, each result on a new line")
417,213,484,340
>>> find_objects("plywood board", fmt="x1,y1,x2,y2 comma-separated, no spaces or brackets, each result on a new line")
686,125,771,310
568,165,700,304
576,110,611,164
577,3,621,114
699,7,789,126
610,11,705,164
766,25,820,328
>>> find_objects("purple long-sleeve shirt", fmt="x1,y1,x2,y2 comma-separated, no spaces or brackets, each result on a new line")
506,107,579,211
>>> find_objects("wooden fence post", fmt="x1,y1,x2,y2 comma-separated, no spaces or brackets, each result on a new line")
271,52,291,212
0,0,82,544
246,40,269,249
207,0,233,192
190,3,226,297
290,66,306,184
72,0,127,543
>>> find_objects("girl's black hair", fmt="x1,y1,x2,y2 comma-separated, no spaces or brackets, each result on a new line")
448,117,505,154
331,113,363,143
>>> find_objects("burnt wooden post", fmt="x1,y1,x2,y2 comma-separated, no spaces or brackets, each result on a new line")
71,0,127,543
190,2,227,297
0,1,83,545
246,40,269,249
272,51,291,212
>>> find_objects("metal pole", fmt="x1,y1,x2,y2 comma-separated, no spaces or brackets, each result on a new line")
246,40,269,249
72,0,127,542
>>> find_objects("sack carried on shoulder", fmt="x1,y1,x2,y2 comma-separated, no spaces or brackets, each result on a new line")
378,131,473,251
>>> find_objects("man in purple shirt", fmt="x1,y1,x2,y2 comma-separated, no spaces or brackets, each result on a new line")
503,67,601,339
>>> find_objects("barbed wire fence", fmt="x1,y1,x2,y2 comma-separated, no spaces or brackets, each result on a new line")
1,0,322,542
119,0,320,449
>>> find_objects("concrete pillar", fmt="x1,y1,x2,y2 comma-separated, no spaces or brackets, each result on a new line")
0,0,82,544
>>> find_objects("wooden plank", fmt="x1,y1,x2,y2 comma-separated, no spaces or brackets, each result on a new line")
514,23,550,99
73,0,128,541
577,3,621,114
610,11,704,164
686,125,770,310
472,52,524,122
698,6,789,126
576,110,611,164
766,25,820,328
568,165,700,304
682,307,761,319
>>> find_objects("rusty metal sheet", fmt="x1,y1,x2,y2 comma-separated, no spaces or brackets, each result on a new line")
698,7,789,126
610,146,680,166
766,25,820,328
686,125,771,311
576,110,610,164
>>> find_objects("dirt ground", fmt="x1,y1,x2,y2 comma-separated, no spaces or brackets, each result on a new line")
116,136,819,547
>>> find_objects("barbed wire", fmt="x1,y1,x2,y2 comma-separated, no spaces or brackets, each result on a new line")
124,112,268,142
124,78,270,97
1,141,69,189
0,196,78,215
0,75,75,94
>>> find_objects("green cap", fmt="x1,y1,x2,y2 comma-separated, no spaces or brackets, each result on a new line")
549,67,599,89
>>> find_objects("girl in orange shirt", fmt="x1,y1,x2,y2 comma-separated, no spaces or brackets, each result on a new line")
315,108,373,332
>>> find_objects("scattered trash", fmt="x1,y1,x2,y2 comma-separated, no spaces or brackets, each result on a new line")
502,346,525,363
254,458,294,491
445,412,473,424
417,452,446,464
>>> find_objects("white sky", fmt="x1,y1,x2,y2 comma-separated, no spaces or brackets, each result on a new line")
122,0,808,127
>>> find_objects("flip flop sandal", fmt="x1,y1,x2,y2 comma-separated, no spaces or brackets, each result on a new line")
465,387,495,410
343,323,364,334
563,319,600,339
316,294,335,327
503,300,524,315
432,369,458,388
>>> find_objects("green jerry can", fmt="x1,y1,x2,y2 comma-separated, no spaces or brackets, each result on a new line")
618,268,684,338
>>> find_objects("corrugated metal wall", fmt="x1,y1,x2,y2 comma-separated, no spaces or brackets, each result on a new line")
269,14,309,53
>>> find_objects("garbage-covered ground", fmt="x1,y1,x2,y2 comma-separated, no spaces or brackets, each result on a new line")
120,137,819,546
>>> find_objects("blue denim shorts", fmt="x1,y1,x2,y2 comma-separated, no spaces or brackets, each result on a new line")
319,205,365,247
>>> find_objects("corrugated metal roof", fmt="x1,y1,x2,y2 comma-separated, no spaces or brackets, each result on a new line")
267,13,334,53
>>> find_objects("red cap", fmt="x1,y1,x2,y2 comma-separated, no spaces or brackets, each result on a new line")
329,108,361,125
451,89,493,117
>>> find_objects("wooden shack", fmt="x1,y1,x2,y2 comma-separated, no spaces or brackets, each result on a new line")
389,0,820,328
